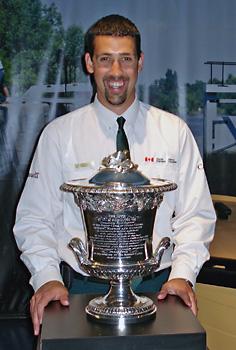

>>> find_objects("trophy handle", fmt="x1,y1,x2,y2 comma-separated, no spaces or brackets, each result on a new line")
153,237,171,265
68,237,91,267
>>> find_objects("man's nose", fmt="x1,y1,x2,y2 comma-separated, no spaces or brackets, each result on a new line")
110,59,123,75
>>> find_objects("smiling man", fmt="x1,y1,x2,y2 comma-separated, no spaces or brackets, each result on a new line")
14,14,216,336
85,35,143,113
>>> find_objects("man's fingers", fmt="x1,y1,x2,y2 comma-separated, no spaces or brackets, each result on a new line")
30,281,69,336
189,291,198,316
60,296,70,306
36,296,48,326
156,278,198,316
178,289,192,307
157,287,168,300
57,287,69,306
30,296,41,336
30,297,40,336
31,293,51,335
178,286,198,315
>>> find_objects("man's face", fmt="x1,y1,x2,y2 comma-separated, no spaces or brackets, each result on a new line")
85,35,144,114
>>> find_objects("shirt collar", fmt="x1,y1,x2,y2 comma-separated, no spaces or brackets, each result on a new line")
92,95,139,131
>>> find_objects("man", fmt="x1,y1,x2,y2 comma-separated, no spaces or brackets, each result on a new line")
14,14,216,336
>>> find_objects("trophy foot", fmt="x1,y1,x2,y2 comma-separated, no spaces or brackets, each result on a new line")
86,295,156,324
85,280,156,324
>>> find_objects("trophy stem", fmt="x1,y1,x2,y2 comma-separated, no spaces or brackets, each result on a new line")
85,278,157,324
104,279,139,307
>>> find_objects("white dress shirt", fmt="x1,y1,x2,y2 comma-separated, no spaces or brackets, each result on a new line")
14,96,216,291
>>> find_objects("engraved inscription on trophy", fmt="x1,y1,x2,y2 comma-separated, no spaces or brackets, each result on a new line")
84,209,155,263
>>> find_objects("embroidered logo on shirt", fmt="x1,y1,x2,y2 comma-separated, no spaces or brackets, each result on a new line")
28,171,39,178
144,157,177,164
168,158,177,164
74,161,95,169
145,156,165,163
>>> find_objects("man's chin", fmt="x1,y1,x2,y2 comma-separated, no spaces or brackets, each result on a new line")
106,94,127,106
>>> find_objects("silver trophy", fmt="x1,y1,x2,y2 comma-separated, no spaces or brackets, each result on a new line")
60,150,177,324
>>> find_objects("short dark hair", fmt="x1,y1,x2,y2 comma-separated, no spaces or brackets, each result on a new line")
84,14,141,58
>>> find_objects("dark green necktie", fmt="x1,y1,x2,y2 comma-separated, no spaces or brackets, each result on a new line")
116,116,130,152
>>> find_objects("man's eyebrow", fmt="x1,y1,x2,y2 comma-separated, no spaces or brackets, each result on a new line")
120,53,135,56
95,52,135,56
95,53,112,56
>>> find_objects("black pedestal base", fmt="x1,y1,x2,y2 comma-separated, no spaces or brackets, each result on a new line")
38,294,206,350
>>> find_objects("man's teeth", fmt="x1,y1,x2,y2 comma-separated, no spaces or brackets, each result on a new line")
109,81,124,88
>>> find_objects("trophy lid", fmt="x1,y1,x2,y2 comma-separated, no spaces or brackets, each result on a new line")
89,150,150,186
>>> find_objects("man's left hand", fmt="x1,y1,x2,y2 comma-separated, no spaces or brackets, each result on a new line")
157,278,198,315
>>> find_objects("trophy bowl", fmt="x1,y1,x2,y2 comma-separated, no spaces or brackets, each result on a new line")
60,151,177,324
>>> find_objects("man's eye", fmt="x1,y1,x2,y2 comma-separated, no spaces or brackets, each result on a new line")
122,56,132,61
99,56,111,62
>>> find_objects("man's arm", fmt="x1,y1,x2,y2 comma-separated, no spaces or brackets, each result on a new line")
158,120,216,313
14,124,68,332
14,126,64,289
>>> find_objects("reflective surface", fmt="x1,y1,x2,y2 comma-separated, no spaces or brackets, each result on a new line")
61,151,177,323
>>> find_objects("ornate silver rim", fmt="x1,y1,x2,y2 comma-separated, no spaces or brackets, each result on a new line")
60,178,177,194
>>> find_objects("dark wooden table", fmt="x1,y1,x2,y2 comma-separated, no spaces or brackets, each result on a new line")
37,294,206,350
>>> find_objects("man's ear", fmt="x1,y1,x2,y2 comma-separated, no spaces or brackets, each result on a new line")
85,53,94,74
138,52,144,72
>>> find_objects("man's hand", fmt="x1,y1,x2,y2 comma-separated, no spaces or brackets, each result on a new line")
157,278,198,315
30,281,69,336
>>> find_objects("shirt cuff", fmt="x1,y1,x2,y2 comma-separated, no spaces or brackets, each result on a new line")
30,264,64,292
168,262,196,287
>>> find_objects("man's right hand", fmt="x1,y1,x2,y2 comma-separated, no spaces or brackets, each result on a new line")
30,280,69,336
